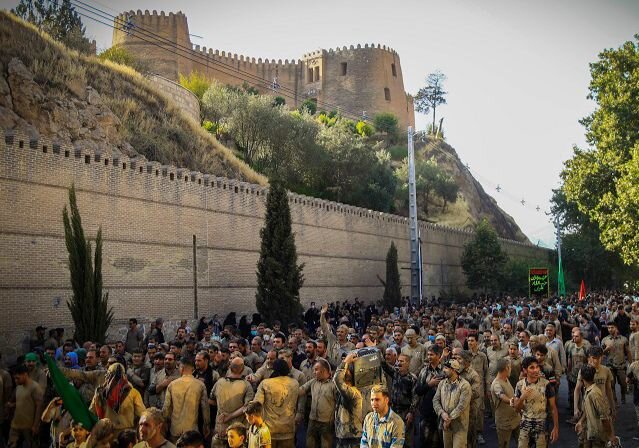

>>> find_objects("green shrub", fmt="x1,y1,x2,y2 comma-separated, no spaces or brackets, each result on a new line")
300,98,317,115
373,112,399,137
356,120,374,137
179,71,211,101
388,145,408,161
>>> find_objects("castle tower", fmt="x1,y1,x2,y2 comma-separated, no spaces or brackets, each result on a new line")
112,10,192,80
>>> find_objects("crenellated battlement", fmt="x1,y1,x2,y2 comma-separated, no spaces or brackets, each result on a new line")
0,127,537,249
191,45,302,70
305,43,398,59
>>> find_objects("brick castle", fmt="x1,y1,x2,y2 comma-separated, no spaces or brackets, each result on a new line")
112,10,416,130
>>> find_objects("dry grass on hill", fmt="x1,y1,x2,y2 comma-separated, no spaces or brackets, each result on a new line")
0,12,266,185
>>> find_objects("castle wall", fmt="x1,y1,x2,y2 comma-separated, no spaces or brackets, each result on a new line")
0,129,549,360
147,74,200,121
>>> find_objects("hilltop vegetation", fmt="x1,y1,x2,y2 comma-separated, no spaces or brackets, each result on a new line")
0,12,265,184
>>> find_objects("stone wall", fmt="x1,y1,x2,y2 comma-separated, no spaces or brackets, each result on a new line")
0,129,549,361
147,73,200,122
111,10,415,130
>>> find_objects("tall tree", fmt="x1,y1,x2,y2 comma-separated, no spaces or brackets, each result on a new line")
461,219,508,292
255,181,304,327
560,35,639,264
415,71,448,133
63,185,113,344
378,242,401,310
13,0,94,54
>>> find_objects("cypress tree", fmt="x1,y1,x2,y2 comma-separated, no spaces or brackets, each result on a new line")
255,181,304,327
63,185,113,343
379,241,402,310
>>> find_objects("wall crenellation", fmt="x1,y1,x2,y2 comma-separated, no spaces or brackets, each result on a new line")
1,127,538,250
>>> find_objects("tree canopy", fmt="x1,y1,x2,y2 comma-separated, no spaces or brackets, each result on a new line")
560,34,639,265
13,0,93,54
461,219,508,292
414,71,447,133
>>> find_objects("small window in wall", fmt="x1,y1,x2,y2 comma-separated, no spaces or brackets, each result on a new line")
384,87,391,101
314,66,320,81
341,62,347,75
391,63,397,77
307,67,314,83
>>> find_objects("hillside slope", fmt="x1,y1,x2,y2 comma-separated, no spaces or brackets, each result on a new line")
0,12,266,184
416,137,529,242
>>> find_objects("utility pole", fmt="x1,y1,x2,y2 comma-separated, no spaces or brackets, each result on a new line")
407,127,423,305
192,234,199,319
555,216,566,297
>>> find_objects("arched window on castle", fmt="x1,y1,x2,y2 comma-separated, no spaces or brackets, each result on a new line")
314,66,320,82
391,63,397,77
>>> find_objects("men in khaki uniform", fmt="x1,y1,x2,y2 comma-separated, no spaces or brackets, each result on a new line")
574,346,615,422
255,359,300,448
210,358,254,447
320,304,354,368
565,327,591,415
487,334,508,387
602,322,631,405
454,350,481,448
401,329,426,375
297,358,337,448
163,356,210,442
467,334,489,444
491,358,520,448
629,318,639,363
576,365,617,448
514,356,559,448
433,359,472,448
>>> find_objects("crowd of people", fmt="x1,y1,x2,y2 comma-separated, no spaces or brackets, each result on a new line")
2,292,639,447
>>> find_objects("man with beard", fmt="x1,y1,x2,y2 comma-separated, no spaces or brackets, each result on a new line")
490,358,520,448
382,353,417,447
467,334,489,444
565,327,591,416
146,353,165,408
320,304,354,368
138,407,175,448
297,359,337,448
299,341,319,382
415,345,444,447
453,349,481,447
127,350,151,396
401,329,426,376
149,352,179,410
248,350,277,386
433,359,472,448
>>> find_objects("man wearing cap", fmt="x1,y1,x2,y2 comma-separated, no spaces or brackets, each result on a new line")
432,359,472,448
453,349,482,447
401,329,426,375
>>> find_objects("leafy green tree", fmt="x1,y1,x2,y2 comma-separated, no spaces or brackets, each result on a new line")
63,185,113,344
356,120,374,137
461,219,508,292
373,112,399,140
378,242,402,310
13,0,93,54
395,157,444,215
551,189,636,289
300,98,317,115
273,96,286,107
255,181,304,327
561,35,639,264
415,71,447,133
435,173,459,212
98,45,150,73
179,71,211,101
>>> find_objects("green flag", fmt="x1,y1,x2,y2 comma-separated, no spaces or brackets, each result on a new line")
44,354,98,429
558,257,566,297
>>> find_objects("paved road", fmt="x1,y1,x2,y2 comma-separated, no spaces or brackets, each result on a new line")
480,380,638,447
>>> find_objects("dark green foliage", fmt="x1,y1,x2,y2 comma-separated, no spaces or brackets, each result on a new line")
461,219,508,292
379,242,401,310
388,145,408,161
63,185,113,344
300,98,318,115
273,96,286,106
255,181,304,328
12,0,93,54
373,112,399,140
435,174,459,212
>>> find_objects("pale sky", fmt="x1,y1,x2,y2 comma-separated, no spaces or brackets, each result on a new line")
4,0,638,247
